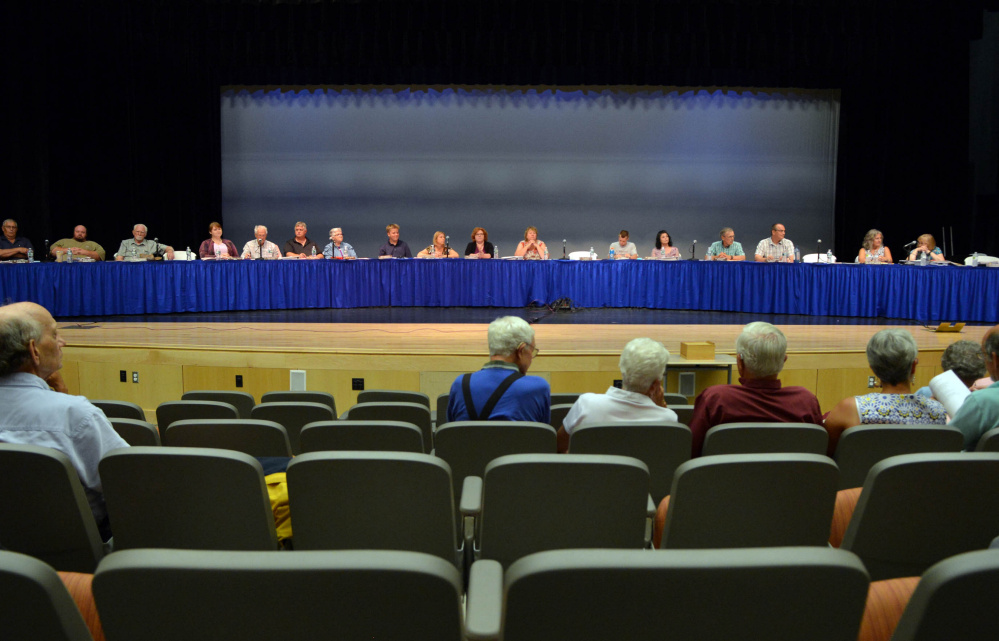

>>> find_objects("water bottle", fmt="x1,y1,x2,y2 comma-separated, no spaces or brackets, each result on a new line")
66,248,73,263
311,246,316,258
543,246,549,260
972,252,979,266
826,249,833,264
919,252,928,266
609,247,615,260
27,248,33,263
186,246,193,261
589,246,596,260
494,245,499,259
794,247,800,263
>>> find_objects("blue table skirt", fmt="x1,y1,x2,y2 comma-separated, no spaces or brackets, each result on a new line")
2,259,996,322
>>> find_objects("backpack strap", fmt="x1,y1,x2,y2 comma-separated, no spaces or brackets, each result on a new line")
462,370,524,421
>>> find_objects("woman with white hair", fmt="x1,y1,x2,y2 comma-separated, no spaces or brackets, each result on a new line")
824,329,946,454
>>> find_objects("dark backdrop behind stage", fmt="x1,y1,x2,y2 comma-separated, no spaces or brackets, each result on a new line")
4,1,994,265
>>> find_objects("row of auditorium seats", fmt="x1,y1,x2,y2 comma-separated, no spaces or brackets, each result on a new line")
6,544,999,641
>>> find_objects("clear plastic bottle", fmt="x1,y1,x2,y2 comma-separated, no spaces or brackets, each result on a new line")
794,248,800,263
186,246,193,261
311,246,317,258
27,248,34,263
494,245,499,259
826,249,833,264
609,247,615,260
973,252,980,266
589,246,596,260
66,248,73,263
543,246,549,260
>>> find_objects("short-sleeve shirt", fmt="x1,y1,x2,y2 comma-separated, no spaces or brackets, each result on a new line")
563,387,678,435
283,238,321,257
0,236,35,260
115,238,169,259
609,241,637,258
323,241,356,259
755,237,795,261
446,361,550,424
707,240,745,259
379,241,412,258
241,240,282,259
52,238,106,261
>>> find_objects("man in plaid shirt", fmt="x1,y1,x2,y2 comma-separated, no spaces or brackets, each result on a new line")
754,223,795,262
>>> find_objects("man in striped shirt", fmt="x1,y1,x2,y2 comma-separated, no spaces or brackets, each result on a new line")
754,223,795,262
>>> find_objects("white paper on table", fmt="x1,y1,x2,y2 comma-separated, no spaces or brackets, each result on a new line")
930,370,972,417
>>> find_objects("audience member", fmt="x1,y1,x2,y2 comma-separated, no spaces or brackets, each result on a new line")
557,338,677,453
283,222,321,258
0,219,34,261
915,339,988,398
688,322,822,456
50,225,105,261
323,227,356,259
446,316,550,423
609,230,638,259
754,223,795,262
824,329,946,454
241,225,281,259
948,325,999,450
114,224,174,260
0,302,128,541
198,222,239,259
378,223,412,258
705,227,745,261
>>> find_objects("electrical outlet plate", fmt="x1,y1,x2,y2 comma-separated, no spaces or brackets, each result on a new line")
132,372,139,384
868,376,876,388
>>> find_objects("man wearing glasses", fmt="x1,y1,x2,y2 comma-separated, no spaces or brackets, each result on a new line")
446,316,551,423
754,223,795,263
0,219,34,261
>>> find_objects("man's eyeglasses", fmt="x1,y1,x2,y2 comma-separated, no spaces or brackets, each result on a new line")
520,342,539,357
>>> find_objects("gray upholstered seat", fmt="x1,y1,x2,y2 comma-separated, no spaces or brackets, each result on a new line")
299,420,424,454
260,391,337,418
250,401,334,455
670,404,694,426
833,424,963,489
163,418,292,457
155,400,238,432
357,389,431,408
548,403,573,429
975,426,999,452
181,390,256,419
701,422,828,456
660,453,839,549
109,417,161,446
91,400,146,421
98,447,278,551
550,393,580,406
0,550,95,641
345,402,433,453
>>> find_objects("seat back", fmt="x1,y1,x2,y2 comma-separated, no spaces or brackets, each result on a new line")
498,547,869,641
93,549,464,641
433,421,556,509
249,402,334,455
346,402,432,453
890,549,999,641
0,444,105,573
181,391,255,419
155,400,238,432
661,453,839,549
109,417,161,446
91,400,145,421
260,391,337,418
569,422,692,502
435,392,449,427
549,403,573,429
701,422,828,456
287,452,458,565
299,420,423,454
670,404,694,425
840,453,999,581
975,426,999,452
99,447,278,551
834,424,964,489
163,419,292,457
357,389,431,408
550,393,580,406
479,454,649,568
0,551,95,641
663,392,689,405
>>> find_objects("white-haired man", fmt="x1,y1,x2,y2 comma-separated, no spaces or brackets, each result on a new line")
557,338,678,453
446,316,550,423
0,302,128,541
687,321,822,456
242,225,282,259
114,223,174,260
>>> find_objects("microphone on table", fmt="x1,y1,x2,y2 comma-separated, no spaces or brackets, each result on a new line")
563,239,567,259
44,239,50,261
903,240,918,249
445,235,450,255
690,240,697,260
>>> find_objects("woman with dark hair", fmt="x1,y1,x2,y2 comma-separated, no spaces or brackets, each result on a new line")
198,222,240,259
464,227,494,258
650,230,680,259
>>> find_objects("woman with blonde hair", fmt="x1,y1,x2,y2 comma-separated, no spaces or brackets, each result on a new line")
858,229,893,263
514,226,548,260
417,231,459,258
907,233,945,262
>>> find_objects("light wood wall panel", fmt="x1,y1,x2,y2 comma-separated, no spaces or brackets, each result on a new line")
59,360,80,396
77,361,183,417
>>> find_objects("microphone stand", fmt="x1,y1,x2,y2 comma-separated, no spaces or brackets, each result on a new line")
562,239,567,260
257,238,264,260
690,240,697,261
445,235,450,258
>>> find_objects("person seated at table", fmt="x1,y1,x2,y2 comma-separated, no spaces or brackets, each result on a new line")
417,231,459,258
754,223,794,262
323,227,356,259
241,225,282,259
824,329,947,455
464,227,494,259
515,226,548,259
283,222,322,258
198,222,239,259
907,233,945,262
650,230,680,259
378,223,412,258
0,219,34,261
858,229,893,264
114,224,174,260
705,227,745,261
609,230,638,259
51,225,106,261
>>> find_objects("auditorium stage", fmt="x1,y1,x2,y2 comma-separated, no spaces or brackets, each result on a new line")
57,307,990,421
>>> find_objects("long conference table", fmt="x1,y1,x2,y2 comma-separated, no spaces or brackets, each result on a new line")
1,258,997,323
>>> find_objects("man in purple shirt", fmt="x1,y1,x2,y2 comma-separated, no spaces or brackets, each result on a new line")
687,321,822,457
378,223,412,258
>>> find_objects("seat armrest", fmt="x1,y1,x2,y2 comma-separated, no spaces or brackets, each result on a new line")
646,494,655,518
460,476,483,516
465,560,503,641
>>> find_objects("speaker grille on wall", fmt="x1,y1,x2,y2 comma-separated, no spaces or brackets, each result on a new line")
678,372,696,398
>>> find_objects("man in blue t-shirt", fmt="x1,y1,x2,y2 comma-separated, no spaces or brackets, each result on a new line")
447,316,550,424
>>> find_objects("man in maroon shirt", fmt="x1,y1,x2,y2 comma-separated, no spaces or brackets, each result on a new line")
687,321,822,457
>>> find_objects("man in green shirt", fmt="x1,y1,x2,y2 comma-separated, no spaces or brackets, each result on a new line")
50,225,106,261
